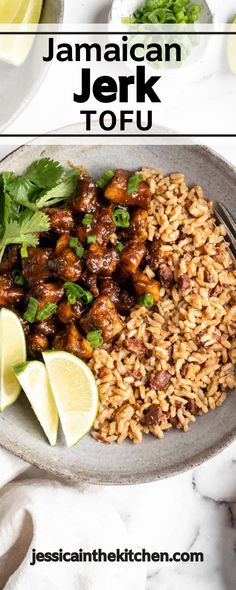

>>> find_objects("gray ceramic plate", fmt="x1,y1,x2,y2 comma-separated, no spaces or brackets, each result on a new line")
0,0,64,130
0,139,235,485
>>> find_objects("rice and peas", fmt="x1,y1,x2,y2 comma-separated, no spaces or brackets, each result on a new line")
90,167,236,444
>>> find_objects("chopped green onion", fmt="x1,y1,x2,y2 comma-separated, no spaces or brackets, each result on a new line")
116,242,124,252
11,270,26,285
20,242,28,258
63,282,93,305
112,208,130,228
83,290,93,304
127,173,143,194
76,246,84,258
82,214,93,225
87,235,96,244
68,293,77,305
87,329,103,348
124,0,201,25
69,237,78,249
23,297,39,323
37,303,58,321
96,169,114,188
139,293,154,309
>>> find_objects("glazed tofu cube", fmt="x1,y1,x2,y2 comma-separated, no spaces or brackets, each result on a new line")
80,295,123,342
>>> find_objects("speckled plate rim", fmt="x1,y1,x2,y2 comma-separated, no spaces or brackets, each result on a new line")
0,127,236,485
1,421,236,485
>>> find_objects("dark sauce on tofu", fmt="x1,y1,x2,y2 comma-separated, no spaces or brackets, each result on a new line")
0,168,163,360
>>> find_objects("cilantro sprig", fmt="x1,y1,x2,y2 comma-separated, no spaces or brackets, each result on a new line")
0,157,79,262
0,210,50,262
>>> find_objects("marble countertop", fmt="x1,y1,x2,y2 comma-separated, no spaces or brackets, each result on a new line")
1,2,236,588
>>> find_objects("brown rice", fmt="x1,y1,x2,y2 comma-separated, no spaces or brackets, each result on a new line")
90,168,236,444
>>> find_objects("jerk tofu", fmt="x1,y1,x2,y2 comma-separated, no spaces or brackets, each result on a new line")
119,241,147,275
49,235,82,282
72,176,99,214
90,206,115,247
128,208,148,242
105,169,152,209
53,323,93,360
80,295,123,341
0,245,18,274
0,166,159,364
43,208,74,235
0,274,24,307
133,271,160,302
85,244,119,276
22,247,52,285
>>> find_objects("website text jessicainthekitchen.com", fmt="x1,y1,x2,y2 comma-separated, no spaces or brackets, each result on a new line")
30,548,204,566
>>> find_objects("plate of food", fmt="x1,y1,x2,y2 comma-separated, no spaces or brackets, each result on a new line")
0,135,235,484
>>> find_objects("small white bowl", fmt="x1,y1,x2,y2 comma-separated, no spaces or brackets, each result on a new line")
108,0,215,78
109,0,214,24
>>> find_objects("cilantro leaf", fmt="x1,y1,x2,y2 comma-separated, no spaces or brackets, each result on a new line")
36,170,78,208
25,158,65,188
0,210,50,262
4,175,38,210
0,158,79,261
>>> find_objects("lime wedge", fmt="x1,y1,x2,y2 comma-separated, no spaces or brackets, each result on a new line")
14,360,58,446
13,0,43,24
43,351,98,447
0,308,26,411
0,0,43,66
0,0,21,23
227,15,236,74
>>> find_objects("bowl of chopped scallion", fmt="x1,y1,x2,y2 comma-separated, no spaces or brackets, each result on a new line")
109,0,214,74
109,0,214,25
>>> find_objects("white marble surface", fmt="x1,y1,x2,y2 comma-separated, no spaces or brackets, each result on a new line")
1,1,236,588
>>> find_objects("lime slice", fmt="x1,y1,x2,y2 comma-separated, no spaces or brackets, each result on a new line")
0,0,21,23
43,351,98,447
0,308,26,411
13,0,43,24
227,15,236,74
0,0,43,66
14,360,58,446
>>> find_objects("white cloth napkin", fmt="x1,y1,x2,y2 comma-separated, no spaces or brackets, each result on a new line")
0,448,147,590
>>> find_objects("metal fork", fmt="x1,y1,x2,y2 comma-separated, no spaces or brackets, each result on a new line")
213,202,236,260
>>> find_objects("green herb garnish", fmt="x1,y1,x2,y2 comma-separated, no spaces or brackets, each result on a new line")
69,238,84,258
23,297,39,323
112,208,130,228
64,282,93,305
127,173,143,194
122,0,201,24
1,159,78,211
96,170,114,188
12,270,26,285
69,237,78,249
0,158,79,261
87,330,103,348
76,246,85,258
116,242,124,252
68,293,77,305
139,293,154,309
82,214,93,225
36,303,58,321
87,235,96,244
20,242,28,258
0,209,50,263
